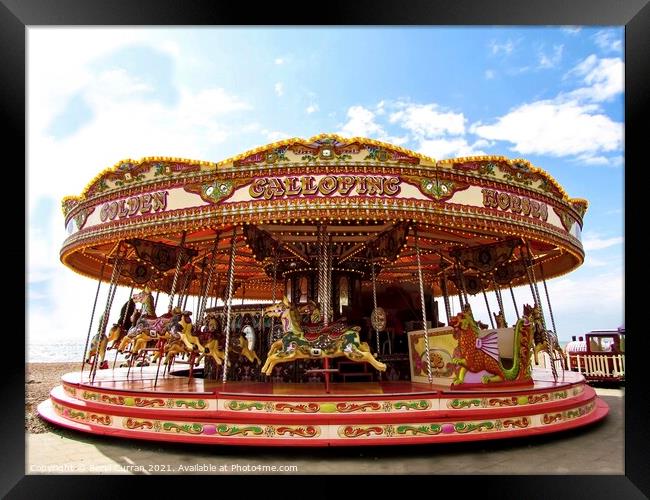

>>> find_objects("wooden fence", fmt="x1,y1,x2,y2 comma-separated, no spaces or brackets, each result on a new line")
532,351,625,381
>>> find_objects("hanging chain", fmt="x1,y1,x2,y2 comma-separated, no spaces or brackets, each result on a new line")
414,228,433,384
222,228,238,383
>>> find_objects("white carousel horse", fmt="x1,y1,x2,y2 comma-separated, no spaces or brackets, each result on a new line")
201,314,261,365
261,296,386,376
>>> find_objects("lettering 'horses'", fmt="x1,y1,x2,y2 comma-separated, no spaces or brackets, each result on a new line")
261,297,386,376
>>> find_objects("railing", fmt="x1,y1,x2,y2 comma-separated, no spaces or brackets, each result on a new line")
532,351,625,381
567,352,625,380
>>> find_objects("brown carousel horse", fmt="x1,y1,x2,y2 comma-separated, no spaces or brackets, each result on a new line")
261,296,386,376
86,313,109,369
523,304,564,364
106,298,139,350
161,312,223,372
493,310,507,328
117,288,175,356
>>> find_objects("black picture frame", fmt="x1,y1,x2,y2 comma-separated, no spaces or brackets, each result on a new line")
8,0,647,497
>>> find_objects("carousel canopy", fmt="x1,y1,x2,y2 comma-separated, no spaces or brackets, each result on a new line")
61,134,587,299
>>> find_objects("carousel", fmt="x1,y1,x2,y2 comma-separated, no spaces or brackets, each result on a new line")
38,134,608,446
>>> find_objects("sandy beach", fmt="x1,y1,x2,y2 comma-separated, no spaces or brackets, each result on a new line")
26,362,80,433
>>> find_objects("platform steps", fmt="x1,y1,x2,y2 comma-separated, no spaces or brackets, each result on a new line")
39,373,607,448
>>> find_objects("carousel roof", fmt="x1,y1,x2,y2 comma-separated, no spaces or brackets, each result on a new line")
60,134,588,300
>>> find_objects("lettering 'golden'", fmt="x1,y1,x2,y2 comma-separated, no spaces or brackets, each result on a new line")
100,191,168,222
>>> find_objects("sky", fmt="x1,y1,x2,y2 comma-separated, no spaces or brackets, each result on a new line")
27,27,624,355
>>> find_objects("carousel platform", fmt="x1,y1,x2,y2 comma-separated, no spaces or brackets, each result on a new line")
38,366,608,446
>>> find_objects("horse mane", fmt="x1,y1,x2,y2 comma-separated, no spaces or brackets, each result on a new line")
120,299,137,330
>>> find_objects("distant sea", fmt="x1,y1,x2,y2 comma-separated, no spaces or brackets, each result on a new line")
28,342,87,363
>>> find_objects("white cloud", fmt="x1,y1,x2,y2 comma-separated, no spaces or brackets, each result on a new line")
485,69,496,80
263,130,291,142
561,26,582,35
582,233,624,251
274,57,285,65
470,99,622,158
389,103,466,137
274,82,284,97
584,256,608,267
489,39,516,56
538,44,564,69
417,137,488,159
593,30,623,53
306,103,319,114
542,270,623,317
567,55,623,102
338,105,386,138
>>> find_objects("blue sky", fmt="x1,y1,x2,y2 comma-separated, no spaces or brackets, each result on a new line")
27,27,623,349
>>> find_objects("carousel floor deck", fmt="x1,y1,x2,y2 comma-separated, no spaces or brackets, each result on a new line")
39,366,608,447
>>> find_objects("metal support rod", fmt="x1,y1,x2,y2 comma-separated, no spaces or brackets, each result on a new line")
80,259,107,376
441,273,451,325
454,260,467,309
317,225,325,308
482,283,495,329
540,267,558,335
370,251,380,356
111,285,135,371
414,227,433,384
493,279,505,321
325,235,333,326
177,268,192,309
167,230,187,312
509,284,520,319
524,241,547,329
269,250,279,347
198,232,220,323
222,227,238,383
91,256,124,382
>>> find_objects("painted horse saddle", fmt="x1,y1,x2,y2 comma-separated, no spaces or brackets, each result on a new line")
302,317,350,341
